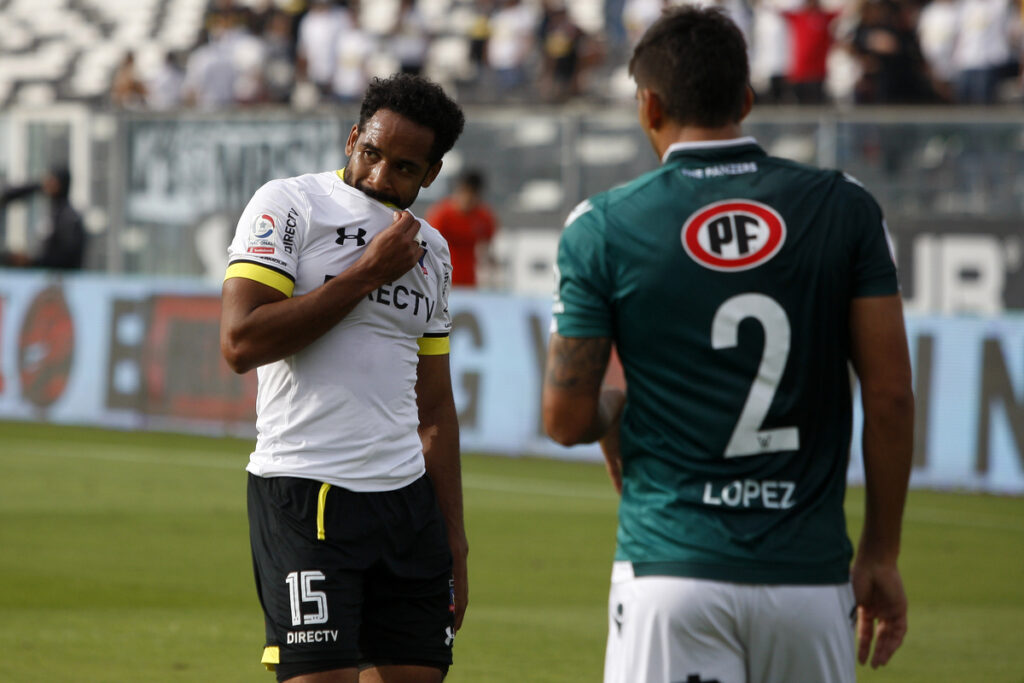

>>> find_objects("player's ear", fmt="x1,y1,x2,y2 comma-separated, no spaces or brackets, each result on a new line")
640,88,664,130
740,85,754,122
344,124,360,156
421,160,443,188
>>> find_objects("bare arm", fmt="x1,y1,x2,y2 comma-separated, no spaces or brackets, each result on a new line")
542,333,624,447
848,294,914,668
416,353,468,631
220,210,424,373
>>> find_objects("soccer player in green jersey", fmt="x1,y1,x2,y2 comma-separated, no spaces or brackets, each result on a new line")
542,7,914,683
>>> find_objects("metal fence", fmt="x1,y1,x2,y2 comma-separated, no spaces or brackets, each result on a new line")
1,105,1022,308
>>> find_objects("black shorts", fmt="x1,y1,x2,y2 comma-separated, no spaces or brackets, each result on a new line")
248,473,454,681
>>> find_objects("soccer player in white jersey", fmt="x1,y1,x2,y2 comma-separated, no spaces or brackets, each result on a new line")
543,7,914,683
220,74,467,683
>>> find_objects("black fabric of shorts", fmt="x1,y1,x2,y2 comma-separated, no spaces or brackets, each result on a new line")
248,473,454,681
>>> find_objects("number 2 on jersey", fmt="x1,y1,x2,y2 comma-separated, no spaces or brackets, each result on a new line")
711,293,800,457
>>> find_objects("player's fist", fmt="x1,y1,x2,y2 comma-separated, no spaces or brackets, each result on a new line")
361,211,426,283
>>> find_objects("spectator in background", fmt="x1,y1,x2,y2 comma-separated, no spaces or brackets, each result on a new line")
331,4,375,103
917,0,960,101
952,0,1016,104
852,0,933,104
183,28,237,109
751,0,793,103
391,0,431,76
486,0,537,98
426,170,498,287
297,0,351,96
261,11,297,104
145,52,185,110
781,0,840,103
539,1,585,101
110,52,147,108
466,0,493,76
227,15,271,104
0,167,86,270
605,0,629,58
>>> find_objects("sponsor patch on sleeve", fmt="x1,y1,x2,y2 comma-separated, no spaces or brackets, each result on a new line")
248,212,279,253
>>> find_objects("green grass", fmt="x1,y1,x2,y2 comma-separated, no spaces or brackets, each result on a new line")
1,421,1022,682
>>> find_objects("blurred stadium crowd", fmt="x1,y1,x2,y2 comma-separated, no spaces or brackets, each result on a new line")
1,0,1022,111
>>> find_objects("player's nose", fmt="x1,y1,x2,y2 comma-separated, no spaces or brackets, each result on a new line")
365,164,396,194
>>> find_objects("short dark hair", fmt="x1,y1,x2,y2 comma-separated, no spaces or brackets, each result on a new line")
628,6,749,128
358,73,466,165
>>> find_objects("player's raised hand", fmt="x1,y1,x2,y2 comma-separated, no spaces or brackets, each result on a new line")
360,210,426,284
851,559,908,668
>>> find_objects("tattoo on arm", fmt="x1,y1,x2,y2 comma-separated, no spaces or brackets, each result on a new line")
545,335,611,392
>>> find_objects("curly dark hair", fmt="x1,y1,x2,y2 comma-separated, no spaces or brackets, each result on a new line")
629,6,749,128
358,74,466,164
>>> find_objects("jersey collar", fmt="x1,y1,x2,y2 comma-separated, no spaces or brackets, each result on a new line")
661,136,760,164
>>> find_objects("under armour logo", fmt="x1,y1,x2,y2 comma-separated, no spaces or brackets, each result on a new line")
336,227,367,246
613,603,624,634
444,626,455,647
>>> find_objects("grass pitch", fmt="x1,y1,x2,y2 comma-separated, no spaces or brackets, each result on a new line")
1,421,1022,682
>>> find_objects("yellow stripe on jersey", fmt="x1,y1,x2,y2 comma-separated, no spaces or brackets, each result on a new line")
261,646,280,671
417,336,450,356
316,483,331,541
224,262,295,297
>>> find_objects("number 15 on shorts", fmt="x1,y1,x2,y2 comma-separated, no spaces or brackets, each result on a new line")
286,570,328,626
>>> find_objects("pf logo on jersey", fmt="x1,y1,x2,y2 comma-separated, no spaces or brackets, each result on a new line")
681,199,785,272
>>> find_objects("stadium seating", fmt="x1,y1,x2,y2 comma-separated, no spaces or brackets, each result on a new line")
0,0,207,106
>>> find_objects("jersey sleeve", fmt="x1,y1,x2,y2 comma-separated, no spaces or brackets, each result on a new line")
418,228,453,356
841,176,900,298
224,180,306,297
551,198,613,338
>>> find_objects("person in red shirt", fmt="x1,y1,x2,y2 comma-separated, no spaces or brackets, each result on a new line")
426,170,498,287
782,0,841,104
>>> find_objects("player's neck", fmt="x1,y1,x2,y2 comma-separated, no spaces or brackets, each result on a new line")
651,122,746,160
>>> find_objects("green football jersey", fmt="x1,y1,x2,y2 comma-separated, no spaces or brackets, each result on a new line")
553,138,899,584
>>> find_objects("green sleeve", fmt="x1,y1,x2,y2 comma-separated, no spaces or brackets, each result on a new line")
843,178,900,298
552,199,613,338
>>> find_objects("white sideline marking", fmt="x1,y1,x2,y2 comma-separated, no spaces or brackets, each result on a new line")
3,438,1022,531
0,438,615,500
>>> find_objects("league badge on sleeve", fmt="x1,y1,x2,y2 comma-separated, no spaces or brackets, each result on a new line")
248,213,278,255
681,199,786,272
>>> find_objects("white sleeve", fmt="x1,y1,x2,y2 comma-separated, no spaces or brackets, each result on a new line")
225,180,307,296
425,229,453,338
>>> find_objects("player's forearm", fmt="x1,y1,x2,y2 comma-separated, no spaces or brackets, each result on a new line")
222,264,383,372
420,401,467,544
857,388,914,564
545,384,624,446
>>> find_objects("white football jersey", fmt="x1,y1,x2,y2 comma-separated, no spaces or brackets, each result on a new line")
225,170,453,492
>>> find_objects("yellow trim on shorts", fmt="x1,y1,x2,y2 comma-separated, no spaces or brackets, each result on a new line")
317,483,331,541
417,336,450,356
261,646,279,671
224,262,294,297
